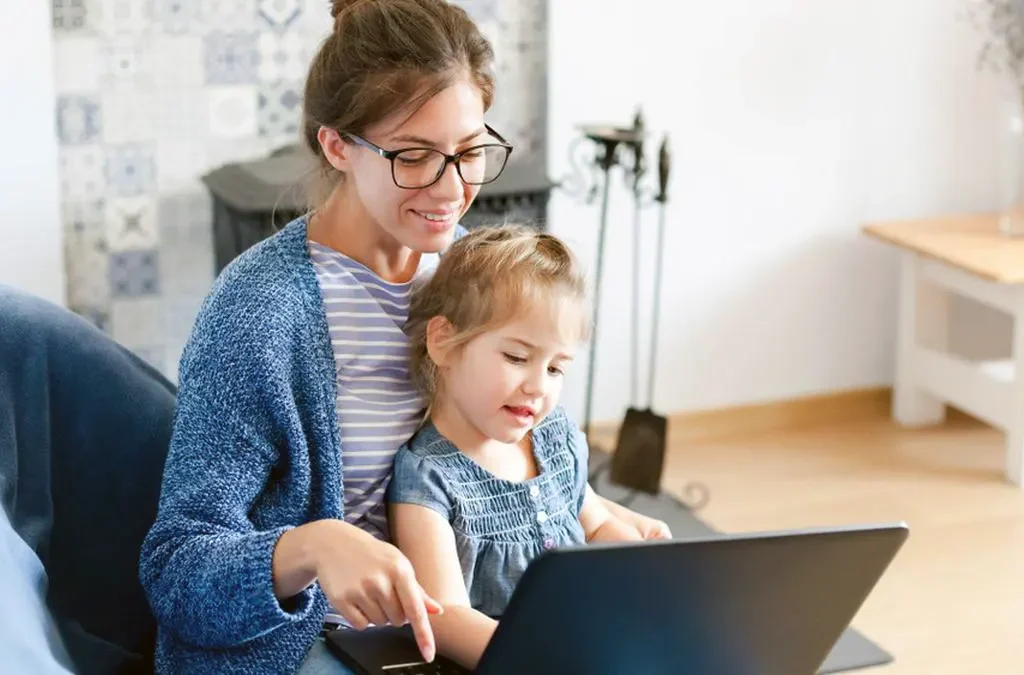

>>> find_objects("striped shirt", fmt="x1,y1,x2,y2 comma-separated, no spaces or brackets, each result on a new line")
309,241,439,541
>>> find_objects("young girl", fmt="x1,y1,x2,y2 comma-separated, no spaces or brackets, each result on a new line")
388,225,646,669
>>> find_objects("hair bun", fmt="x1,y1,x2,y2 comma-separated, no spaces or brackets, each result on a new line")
330,0,364,19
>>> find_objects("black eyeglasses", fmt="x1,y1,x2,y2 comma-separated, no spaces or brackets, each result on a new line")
345,124,513,190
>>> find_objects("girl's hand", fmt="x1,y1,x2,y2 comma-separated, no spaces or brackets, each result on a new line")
313,520,444,661
588,515,644,543
597,494,672,540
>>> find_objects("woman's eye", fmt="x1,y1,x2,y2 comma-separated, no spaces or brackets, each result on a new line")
397,150,431,165
503,353,526,364
548,365,564,376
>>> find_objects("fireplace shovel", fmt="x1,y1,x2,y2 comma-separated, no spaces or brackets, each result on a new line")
610,134,671,496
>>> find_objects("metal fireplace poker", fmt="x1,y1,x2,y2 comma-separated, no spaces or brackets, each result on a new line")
572,109,709,511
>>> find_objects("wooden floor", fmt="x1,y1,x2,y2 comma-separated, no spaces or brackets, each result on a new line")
623,412,1024,675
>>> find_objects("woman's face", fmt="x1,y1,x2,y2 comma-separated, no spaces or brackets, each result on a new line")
345,79,489,254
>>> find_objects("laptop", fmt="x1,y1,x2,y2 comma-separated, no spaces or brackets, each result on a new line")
325,522,908,675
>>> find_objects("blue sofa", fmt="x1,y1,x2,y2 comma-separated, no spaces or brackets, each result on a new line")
0,285,177,674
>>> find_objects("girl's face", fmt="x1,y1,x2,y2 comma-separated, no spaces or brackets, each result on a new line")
343,78,490,254
433,299,582,447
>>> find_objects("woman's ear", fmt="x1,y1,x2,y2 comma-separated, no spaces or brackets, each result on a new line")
317,126,353,173
425,316,455,368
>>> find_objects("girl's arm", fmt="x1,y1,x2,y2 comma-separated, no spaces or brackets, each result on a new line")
579,485,644,542
598,494,672,540
389,503,497,669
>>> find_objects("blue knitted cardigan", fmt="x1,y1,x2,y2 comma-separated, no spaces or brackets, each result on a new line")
139,216,349,674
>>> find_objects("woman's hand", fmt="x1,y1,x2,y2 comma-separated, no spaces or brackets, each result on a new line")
273,520,443,662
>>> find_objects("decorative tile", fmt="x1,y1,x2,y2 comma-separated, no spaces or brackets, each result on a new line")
203,31,260,86
61,147,106,203
101,36,153,86
258,81,302,139
104,144,157,197
160,191,214,297
50,0,549,370
110,296,163,350
258,32,312,82
56,95,102,145
158,190,212,236
62,199,107,230
259,0,302,30
461,0,501,24
296,0,333,37
101,86,155,144
154,87,209,141
155,141,209,193
200,0,258,31
208,86,258,139
106,196,159,251
62,205,110,315
109,250,161,298
150,36,205,88
53,0,89,33
147,0,201,34
54,38,103,95
92,0,151,38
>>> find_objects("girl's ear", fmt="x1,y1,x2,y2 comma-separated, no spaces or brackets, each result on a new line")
425,316,455,367
317,126,354,173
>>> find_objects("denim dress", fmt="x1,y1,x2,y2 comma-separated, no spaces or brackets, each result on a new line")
387,406,589,617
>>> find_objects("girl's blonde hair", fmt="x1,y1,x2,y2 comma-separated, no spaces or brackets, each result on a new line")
406,224,590,400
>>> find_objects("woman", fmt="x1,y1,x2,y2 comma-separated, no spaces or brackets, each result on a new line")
138,1,670,673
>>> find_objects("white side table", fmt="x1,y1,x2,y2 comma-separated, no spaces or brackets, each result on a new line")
864,214,1024,486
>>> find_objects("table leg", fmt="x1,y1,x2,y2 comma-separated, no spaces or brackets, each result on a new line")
1006,301,1024,486
892,252,948,427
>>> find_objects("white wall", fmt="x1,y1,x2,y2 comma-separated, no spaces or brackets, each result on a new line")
548,0,1012,423
0,4,65,306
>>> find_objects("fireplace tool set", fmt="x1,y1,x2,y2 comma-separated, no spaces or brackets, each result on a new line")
570,110,709,511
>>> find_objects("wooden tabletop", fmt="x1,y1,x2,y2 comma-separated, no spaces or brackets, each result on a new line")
862,213,1024,284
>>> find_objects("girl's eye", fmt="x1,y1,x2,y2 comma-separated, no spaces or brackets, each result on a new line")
548,366,564,376
503,353,526,365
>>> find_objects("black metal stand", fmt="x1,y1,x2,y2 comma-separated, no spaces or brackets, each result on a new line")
568,113,711,514
574,123,645,446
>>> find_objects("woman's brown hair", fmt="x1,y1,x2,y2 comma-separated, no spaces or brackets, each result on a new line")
302,0,496,206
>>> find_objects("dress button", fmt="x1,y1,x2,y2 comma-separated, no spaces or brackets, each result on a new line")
536,511,548,523
543,538,555,550
529,485,540,498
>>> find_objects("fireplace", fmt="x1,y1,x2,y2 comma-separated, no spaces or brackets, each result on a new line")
202,144,556,275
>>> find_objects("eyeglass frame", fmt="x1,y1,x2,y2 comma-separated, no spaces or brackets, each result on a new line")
343,123,514,190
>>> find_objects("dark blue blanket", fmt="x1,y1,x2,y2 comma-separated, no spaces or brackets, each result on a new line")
0,286,177,675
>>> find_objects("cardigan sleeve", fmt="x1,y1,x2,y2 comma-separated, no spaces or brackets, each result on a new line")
138,280,324,649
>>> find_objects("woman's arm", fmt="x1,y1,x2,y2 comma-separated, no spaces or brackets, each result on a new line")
139,400,319,649
389,503,497,669
138,282,329,649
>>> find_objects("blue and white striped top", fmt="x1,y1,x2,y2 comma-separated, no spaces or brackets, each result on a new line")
309,241,439,541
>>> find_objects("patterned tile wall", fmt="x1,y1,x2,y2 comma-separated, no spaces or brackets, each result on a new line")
52,0,548,381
